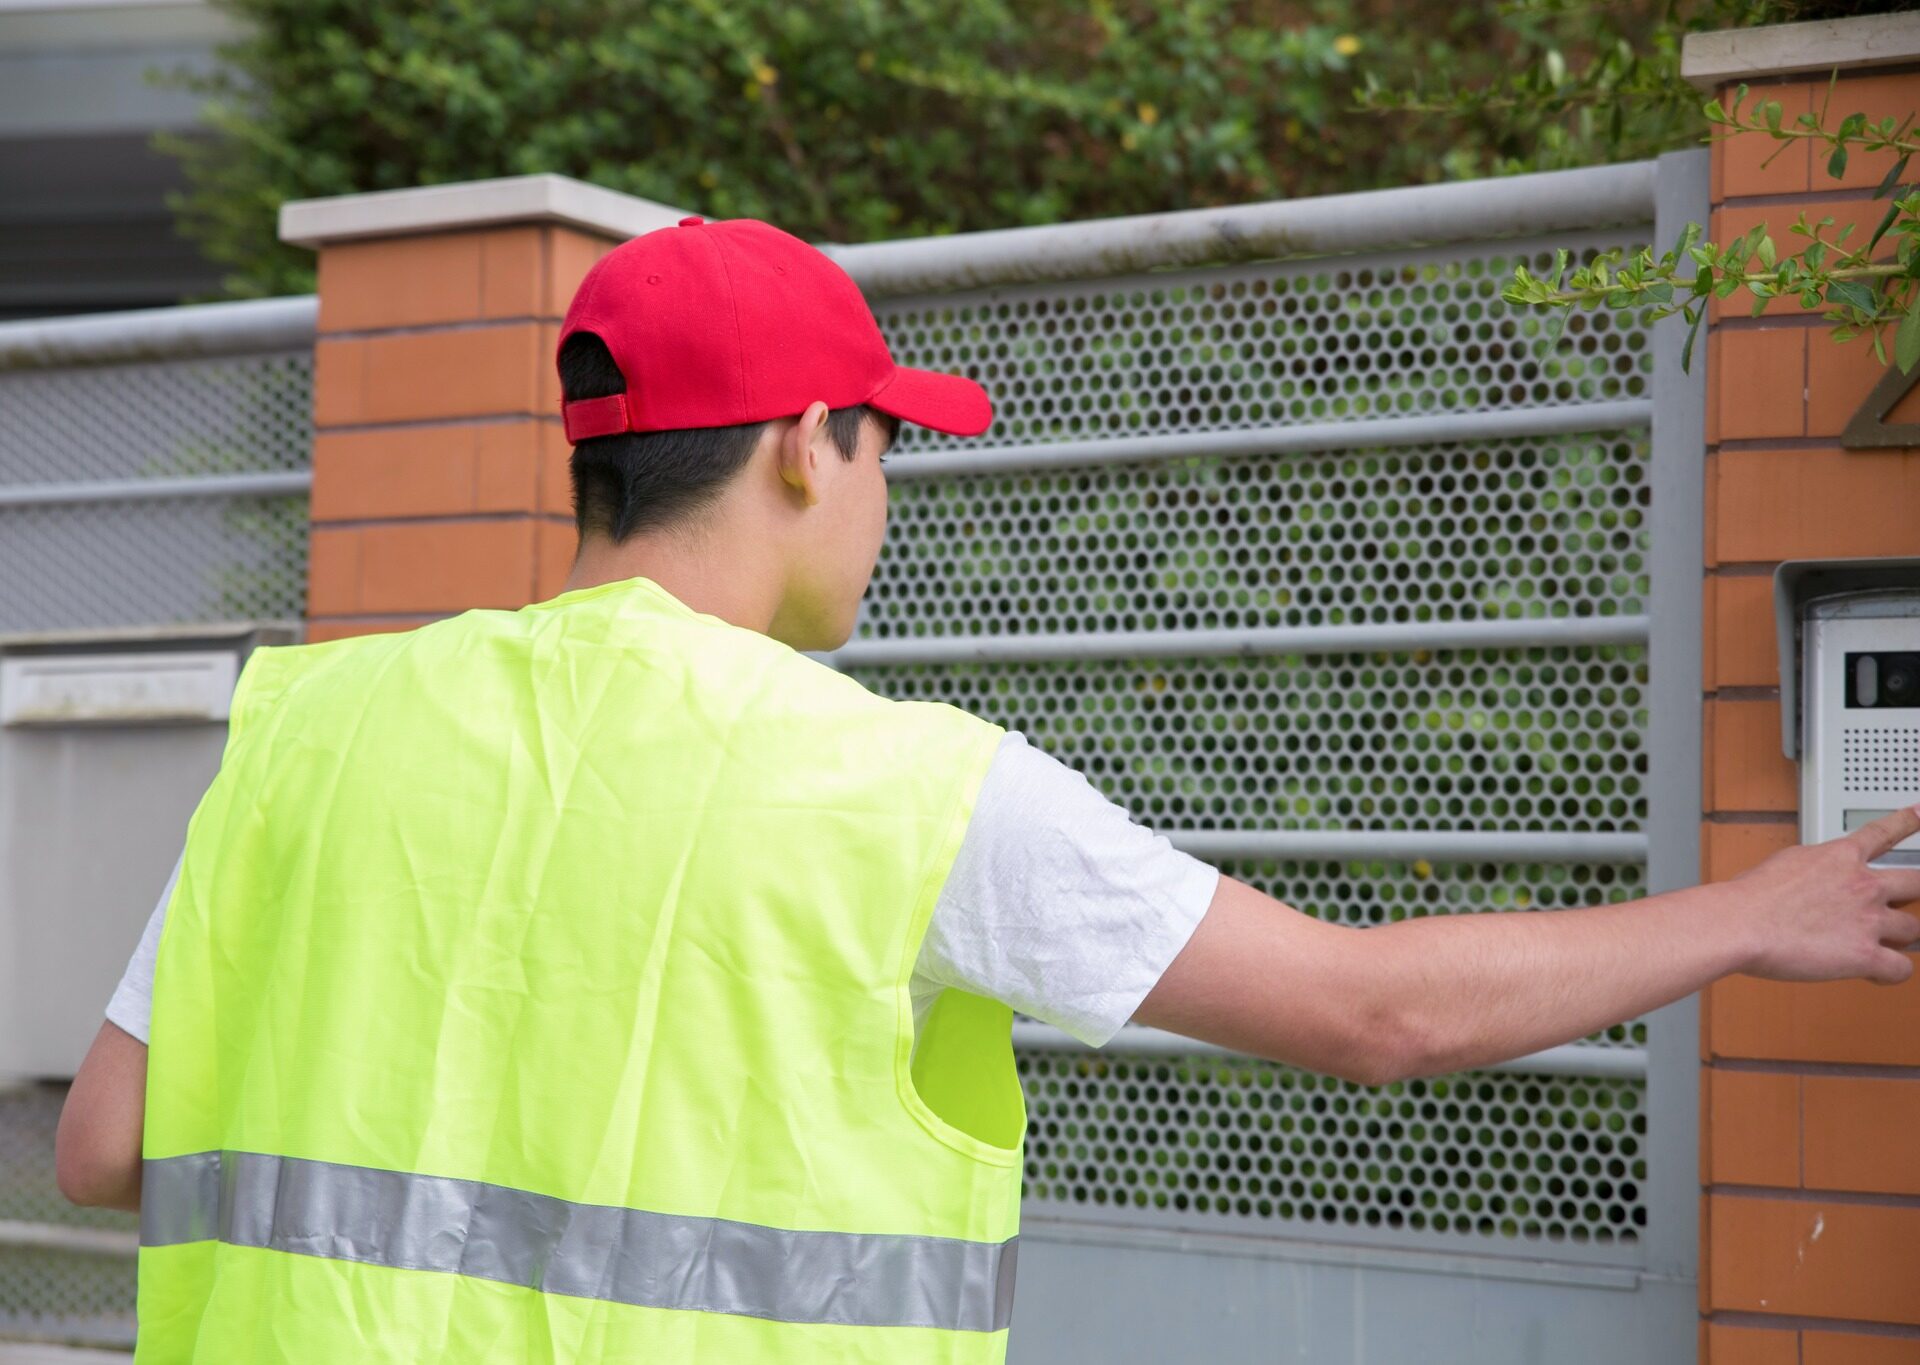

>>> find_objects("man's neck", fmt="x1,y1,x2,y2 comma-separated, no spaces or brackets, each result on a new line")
558,534,785,636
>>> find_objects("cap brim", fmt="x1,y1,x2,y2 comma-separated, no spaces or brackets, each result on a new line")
865,365,992,437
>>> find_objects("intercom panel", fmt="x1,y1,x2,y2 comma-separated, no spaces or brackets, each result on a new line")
1801,590,1920,866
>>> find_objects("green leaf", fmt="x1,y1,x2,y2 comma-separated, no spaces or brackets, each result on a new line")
1547,246,1569,289
1828,278,1878,313
1756,234,1776,268
1681,305,1704,374
1668,220,1700,263
1868,199,1902,254
1828,145,1849,180
1896,294,1920,372
1874,153,1911,200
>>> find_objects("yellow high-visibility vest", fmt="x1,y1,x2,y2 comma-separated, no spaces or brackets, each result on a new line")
137,574,1024,1363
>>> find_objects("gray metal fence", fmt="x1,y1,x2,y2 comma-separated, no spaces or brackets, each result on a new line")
0,297,314,636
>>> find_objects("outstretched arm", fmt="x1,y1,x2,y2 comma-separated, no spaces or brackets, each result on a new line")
1135,806,1920,1086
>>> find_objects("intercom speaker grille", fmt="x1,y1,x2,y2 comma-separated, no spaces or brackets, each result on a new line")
1841,726,1920,789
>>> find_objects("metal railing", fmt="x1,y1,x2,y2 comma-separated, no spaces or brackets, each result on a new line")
0,297,316,636
823,160,1657,296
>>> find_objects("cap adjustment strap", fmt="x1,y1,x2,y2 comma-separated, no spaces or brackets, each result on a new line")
561,393,634,443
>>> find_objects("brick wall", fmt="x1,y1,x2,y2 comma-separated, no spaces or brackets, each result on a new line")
304,225,617,642
1699,62,1920,1365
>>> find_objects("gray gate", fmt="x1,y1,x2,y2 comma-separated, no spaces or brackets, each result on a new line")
824,150,1709,1363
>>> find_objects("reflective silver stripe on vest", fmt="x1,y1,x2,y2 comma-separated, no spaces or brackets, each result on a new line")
141,1151,1017,1333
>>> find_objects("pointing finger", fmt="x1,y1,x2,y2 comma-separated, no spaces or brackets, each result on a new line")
1846,803,1920,862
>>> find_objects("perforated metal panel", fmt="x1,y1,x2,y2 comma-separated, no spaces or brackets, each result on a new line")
848,647,1647,835
860,230,1662,1263
0,353,310,488
0,348,311,633
881,233,1649,452
0,495,307,633
1017,1054,1647,1259
867,432,1649,638
0,1085,136,1348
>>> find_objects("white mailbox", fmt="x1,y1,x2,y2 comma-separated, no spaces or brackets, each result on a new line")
1777,561,1920,869
0,622,294,1078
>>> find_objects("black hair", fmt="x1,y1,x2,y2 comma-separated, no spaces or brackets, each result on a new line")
560,332,900,543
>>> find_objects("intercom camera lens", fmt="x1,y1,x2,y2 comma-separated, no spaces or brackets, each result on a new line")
1879,652,1920,701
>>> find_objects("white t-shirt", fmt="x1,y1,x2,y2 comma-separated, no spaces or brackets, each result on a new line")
106,730,1219,1050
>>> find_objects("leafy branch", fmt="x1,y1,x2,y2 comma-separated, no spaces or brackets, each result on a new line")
1503,73,1920,372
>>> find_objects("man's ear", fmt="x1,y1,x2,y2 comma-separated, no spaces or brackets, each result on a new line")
776,401,834,507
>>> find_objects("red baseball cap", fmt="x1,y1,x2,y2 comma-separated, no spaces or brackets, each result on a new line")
556,215,991,443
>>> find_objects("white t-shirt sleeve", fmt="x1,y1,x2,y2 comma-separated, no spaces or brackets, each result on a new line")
105,852,177,1045
911,730,1220,1048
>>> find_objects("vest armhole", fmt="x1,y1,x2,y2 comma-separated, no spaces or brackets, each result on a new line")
890,717,1025,1169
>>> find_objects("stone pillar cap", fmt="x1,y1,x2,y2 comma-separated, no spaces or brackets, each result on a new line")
1682,10,1920,89
279,173,692,248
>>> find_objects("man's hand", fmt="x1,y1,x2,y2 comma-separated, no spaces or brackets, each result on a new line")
1722,804,1920,987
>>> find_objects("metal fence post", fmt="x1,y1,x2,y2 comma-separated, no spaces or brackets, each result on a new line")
1639,146,1712,1303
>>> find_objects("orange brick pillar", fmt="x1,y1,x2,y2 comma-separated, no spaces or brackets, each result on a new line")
1683,14,1920,1363
278,176,690,641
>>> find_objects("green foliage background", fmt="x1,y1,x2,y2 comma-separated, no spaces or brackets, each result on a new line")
159,0,1895,299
